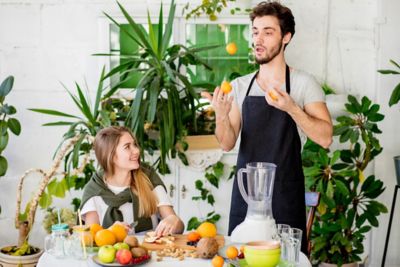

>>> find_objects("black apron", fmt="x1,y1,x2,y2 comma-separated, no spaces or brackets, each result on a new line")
228,65,307,253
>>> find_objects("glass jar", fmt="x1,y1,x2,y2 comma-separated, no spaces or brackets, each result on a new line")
65,225,93,260
44,223,70,259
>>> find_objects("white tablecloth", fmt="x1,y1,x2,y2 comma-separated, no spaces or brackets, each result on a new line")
37,236,312,267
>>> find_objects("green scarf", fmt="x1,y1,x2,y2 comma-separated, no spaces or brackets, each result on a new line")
80,164,165,232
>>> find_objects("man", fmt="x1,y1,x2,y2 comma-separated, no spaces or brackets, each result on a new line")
202,1,333,253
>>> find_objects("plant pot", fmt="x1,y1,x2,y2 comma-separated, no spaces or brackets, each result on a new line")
0,246,43,267
319,262,358,267
394,155,400,186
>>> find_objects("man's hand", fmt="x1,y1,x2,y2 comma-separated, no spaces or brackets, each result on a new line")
201,86,234,121
265,87,296,113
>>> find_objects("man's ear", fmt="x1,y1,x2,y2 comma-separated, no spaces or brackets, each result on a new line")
282,32,292,45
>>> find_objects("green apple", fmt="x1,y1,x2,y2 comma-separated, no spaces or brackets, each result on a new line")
98,245,116,263
113,242,130,251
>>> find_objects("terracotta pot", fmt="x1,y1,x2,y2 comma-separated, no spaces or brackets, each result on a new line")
184,135,220,150
0,246,43,267
319,262,358,267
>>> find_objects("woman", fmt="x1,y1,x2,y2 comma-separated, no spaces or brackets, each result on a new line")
80,126,184,237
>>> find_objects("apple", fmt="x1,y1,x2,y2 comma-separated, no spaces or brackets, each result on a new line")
98,245,116,263
116,248,133,265
114,242,130,251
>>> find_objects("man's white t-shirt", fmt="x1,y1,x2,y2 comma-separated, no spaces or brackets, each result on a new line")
230,69,325,147
81,184,172,231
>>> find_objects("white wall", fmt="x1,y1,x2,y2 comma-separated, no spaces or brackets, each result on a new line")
0,0,399,266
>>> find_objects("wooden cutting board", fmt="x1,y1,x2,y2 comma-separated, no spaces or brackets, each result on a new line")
141,234,225,251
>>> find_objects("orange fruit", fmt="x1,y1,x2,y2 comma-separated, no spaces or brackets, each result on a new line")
226,246,239,259
90,223,103,238
268,90,278,101
95,229,117,246
211,255,224,267
226,42,238,55
220,81,232,94
197,222,217,238
108,224,128,242
187,231,201,242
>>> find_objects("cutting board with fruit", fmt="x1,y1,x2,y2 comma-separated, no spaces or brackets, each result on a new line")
141,234,225,251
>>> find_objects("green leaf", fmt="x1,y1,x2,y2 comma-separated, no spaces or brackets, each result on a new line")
7,118,21,135
390,59,400,69
39,192,53,209
389,83,400,107
99,110,111,127
207,194,215,205
186,217,201,231
377,69,400,74
0,155,8,176
335,179,350,196
42,121,74,126
326,180,334,198
29,108,81,119
205,173,219,188
0,132,9,151
0,76,14,97
93,66,105,119
368,113,384,122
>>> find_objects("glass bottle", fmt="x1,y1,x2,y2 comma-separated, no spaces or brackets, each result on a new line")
65,225,93,259
44,223,70,259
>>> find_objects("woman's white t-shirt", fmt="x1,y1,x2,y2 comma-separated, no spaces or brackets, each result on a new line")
81,184,172,231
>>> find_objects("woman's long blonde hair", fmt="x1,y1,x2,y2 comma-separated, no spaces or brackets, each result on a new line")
93,126,158,217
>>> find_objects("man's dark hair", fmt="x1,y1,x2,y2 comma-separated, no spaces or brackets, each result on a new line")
250,1,295,39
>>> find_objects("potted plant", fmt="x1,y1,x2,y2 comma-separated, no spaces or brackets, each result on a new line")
100,0,219,174
0,134,84,267
378,59,400,184
302,95,388,267
0,76,22,177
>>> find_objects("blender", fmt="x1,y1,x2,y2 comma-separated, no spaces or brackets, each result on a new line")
230,162,277,243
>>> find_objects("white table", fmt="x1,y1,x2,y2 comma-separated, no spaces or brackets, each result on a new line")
37,236,312,267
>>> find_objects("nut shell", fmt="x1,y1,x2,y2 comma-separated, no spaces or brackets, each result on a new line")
196,237,219,259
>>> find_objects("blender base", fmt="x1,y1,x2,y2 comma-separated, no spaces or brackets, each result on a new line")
230,217,277,243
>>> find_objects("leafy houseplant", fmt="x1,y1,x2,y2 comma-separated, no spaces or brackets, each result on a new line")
0,134,82,264
183,0,251,21
0,76,22,176
187,161,235,230
302,95,387,266
101,0,219,174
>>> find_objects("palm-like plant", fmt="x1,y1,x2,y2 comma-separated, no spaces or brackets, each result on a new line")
100,0,219,174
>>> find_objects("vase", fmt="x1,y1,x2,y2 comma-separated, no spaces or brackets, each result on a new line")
394,155,400,186
319,262,358,267
0,246,43,267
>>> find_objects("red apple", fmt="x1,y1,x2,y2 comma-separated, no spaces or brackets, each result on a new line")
116,248,133,265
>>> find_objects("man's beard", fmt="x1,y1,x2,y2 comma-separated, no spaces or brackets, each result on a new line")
254,40,283,65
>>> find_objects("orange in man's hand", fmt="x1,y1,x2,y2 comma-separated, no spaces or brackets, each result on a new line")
220,81,232,94
268,90,278,101
226,42,238,55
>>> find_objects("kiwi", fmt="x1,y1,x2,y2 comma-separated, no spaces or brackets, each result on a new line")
123,235,139,248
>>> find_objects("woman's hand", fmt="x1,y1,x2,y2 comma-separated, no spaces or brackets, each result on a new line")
155,214,183,237
112,220,131,232
156,205,184,237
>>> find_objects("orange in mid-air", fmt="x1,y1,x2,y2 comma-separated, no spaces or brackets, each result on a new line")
226,42,238,55
220,81,232,94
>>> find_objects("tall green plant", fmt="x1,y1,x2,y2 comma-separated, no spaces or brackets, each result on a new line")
101,0,219,174
378,59,400,107
30,68,112,209
303,95,387,266
0,76,21,176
